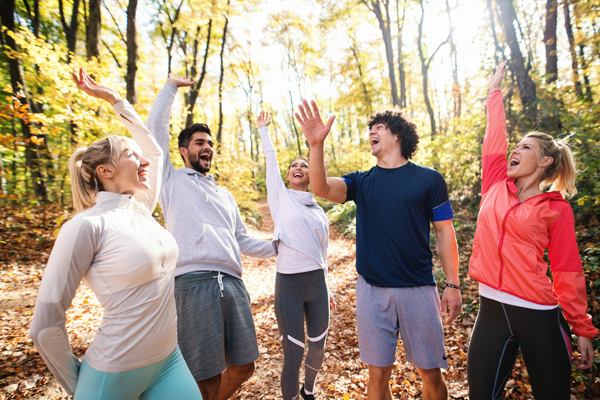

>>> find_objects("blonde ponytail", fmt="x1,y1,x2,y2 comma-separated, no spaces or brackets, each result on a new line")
524,132,577,198
68,135,133,213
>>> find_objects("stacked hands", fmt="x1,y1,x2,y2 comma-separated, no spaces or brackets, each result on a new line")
29,64,596,400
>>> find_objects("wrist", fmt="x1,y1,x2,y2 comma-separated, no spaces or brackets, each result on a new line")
445,283,460,291
107,93,122,105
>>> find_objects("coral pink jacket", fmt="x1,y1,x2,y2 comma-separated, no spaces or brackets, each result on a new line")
469,90,598,339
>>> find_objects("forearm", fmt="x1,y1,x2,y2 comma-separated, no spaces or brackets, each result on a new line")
308,143,346,203
146,83,178,151
435,226,460,285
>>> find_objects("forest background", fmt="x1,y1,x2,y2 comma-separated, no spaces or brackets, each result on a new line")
1,0,600,398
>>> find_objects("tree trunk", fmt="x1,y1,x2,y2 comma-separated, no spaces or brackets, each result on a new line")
185,20,212,127
445,0,461,118
217,12,229,153
572,7,592,102
349,34,372,112
496,0,537,120
362,0,398,106
563,0,582,97
87,0,101,61
418,0,449,136
126,0,138,104
543,0,558,83
58,0,80,63
0,0,47,201
396,0,407,109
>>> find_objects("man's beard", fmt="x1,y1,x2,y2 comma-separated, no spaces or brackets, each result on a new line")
189,152,212,174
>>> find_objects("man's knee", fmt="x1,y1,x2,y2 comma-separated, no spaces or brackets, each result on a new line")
230,362,255,381
416,367,445,387
368,364,393,385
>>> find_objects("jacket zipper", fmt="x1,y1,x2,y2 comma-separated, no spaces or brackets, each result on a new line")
496,191,549,290
497,201,520,290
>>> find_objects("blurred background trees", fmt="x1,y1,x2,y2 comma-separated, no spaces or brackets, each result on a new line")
0,0,598,222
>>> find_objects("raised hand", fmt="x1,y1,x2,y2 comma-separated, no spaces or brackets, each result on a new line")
257,110,272,128
489,60,508,93
167,73,195,88
72,68,122,105
294,100,335,147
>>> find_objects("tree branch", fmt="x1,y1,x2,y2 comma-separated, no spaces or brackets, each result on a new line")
101,0,127,45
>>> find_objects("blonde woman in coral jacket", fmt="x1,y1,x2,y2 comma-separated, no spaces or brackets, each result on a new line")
467,61,597,400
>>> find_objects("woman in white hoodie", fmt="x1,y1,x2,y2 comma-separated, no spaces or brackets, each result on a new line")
29,70,201,400
257,111,334,400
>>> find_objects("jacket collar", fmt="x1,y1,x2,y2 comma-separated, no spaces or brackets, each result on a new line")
289,188,318,206
181,167,216,182
507,178,568,204
96,191,136,208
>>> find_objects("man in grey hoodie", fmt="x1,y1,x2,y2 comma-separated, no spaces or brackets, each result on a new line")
145,75,275,400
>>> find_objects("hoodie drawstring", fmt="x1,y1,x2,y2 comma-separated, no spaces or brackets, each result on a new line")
213,271,224,297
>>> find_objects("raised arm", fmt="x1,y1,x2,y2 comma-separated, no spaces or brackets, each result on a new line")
73,69,164,212
294,100,347,203
257,111,285,218
482,61,509,195
146,75,195,182
29,218,98,395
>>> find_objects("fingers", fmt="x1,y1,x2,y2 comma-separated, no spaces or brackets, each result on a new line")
298,101,309,121
325,115,336,131
310,100,321,119
303,99,314,118
294,112,304,126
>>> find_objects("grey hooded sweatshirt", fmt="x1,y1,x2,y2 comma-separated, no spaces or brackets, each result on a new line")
146,83,274,278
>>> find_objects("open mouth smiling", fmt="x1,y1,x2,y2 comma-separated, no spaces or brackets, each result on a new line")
370,138,380,146
509,158,520,167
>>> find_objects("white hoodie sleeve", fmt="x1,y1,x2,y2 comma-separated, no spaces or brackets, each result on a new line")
258,126,286,221
29,216,100,395
112,99,164,214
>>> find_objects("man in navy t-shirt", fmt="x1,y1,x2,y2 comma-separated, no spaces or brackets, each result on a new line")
295,101,461,400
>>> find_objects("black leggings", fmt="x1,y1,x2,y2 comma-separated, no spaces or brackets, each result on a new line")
274,269,330,400
467,296,572,400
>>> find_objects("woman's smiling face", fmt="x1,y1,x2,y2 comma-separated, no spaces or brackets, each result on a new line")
287,158,310,189
111,141,151,195
507,137,545,179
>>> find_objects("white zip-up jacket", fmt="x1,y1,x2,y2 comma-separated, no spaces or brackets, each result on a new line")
146,83,274,278
258,126,329,273
29,100,179,395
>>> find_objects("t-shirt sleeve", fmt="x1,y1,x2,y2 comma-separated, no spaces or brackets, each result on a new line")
428,171,454,221
342,171,359,203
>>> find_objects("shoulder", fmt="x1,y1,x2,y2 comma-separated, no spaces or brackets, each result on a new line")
342,168,374,182
59,207,110,241
547,194,573,215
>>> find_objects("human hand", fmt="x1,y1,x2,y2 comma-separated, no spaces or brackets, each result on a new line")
329,295,337,313
574,336,595,370
167,73,195,88
72,68,122,105
441,286,461,325
257,110,272,128
294,100,335,147
489,60,507,93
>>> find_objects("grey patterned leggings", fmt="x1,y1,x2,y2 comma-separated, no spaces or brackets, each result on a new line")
274,269,330,400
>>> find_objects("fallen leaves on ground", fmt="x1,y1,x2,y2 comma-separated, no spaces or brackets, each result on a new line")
0,203,598,399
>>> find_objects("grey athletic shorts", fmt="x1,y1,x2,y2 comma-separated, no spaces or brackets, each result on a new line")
174,272,260,381
356,274,448,369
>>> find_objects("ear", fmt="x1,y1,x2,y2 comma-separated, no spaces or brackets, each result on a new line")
96,164,116,179
539,156,554,168
179,147,188,159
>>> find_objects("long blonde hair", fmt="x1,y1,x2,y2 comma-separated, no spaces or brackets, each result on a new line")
68,136,134,213
524,132,577,198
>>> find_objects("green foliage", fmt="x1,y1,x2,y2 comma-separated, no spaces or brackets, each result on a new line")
327,201,356,237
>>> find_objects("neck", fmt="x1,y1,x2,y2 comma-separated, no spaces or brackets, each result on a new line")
376,151,408,169
290,183,309,192
514,174,543,198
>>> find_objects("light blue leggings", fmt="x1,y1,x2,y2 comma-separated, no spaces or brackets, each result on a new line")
74,347,202,400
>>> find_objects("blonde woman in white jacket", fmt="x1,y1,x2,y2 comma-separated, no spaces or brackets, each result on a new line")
257,111,335,400
29,69,201,400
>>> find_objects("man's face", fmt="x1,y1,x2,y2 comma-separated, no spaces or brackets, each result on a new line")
368,123,398,158
180,132,214,175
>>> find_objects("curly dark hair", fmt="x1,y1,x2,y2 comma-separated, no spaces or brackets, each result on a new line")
368,107,419,159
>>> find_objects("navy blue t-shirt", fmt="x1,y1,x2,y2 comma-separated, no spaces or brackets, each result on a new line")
343,162,453,288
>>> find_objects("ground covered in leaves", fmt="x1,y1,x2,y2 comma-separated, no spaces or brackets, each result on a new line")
0,202,598,399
